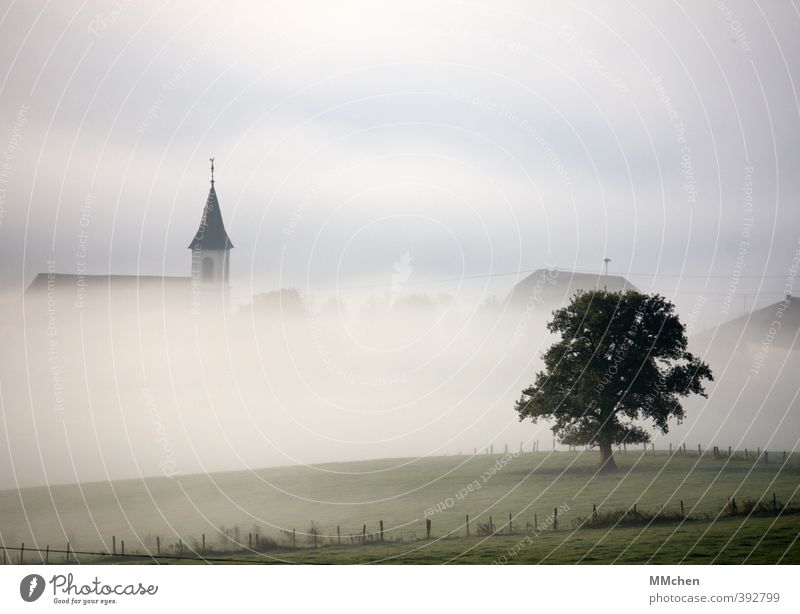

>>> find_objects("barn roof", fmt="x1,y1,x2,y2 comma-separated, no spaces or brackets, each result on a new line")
506,268,637,308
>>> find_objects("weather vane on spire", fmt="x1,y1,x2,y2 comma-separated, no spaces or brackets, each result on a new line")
209,157,215,185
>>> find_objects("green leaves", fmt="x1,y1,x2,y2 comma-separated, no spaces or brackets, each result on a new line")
514,289,714,460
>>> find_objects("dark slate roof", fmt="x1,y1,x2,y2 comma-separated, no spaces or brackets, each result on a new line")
188,185,233,251
24,274,191,295
506,269,638,308
21,274,193,314
692,295,798,351
18,274,196,319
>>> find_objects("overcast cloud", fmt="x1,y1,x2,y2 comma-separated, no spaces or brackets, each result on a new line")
0,0,798,324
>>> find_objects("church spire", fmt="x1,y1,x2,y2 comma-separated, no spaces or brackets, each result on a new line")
188,159,233,251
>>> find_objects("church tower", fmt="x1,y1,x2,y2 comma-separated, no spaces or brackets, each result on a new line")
189,158,233,297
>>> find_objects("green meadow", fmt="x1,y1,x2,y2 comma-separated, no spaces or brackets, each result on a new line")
2,449,799,564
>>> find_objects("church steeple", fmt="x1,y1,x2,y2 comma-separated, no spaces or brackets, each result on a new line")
189,158,233,291
188,158,233,251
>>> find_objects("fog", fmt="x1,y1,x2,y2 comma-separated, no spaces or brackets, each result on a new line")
2,274,555,488
1,265,798,491
1,0,800,501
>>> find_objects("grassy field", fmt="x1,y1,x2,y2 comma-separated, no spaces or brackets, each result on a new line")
223,515,800,564
2,449,799,564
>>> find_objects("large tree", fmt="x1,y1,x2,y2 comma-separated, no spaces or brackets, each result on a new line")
514,290,712,471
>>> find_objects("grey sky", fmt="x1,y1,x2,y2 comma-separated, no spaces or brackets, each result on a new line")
1,0,799,325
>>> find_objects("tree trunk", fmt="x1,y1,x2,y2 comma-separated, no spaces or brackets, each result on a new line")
599,440,617,472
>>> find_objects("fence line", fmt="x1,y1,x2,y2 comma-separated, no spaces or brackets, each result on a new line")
0,545,268,565
463,444,792,462
2,490,796,564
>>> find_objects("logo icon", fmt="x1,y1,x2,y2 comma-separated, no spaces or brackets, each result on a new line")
20,574,45,602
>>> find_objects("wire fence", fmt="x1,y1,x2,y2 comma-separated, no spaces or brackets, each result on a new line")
2,489,798,565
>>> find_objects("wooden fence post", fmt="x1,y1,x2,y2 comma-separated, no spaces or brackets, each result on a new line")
112,535,116,555
534,513,537,528
698,443,701,456
379,520,384,543
592,504,597,525
45,545,49,565
202,534,205,551
465,514,470,536
293,529,296,547
669,442,672,455
508,513,512,535
745,448,749,460
20,543,24,565
337,525,341,544
680,500,684,519
66,542,71,564
764,451,768,463
553,508,558,530
425,519,432,539
248,533,252,548
156,536,160,556
121,540,125,556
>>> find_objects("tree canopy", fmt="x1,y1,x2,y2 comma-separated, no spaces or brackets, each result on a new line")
514,290,713,470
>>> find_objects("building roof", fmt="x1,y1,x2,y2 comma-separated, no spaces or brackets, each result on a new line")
692,295,798,350
188,184,233,251
24,273,191,296
21,274,193,314
506,268,638,308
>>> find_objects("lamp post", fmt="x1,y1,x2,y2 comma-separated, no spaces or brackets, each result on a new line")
603,258,611,290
